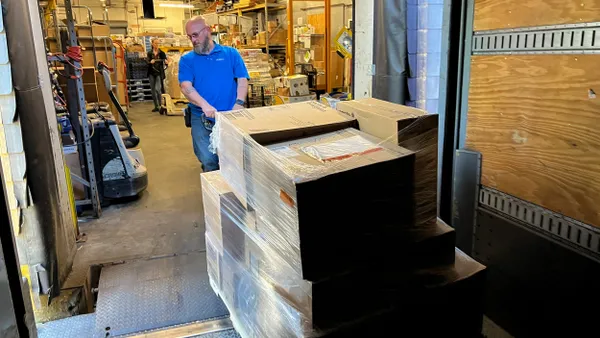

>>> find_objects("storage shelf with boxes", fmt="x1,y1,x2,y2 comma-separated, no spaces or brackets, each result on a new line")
201,99,487,337
211,0,287,71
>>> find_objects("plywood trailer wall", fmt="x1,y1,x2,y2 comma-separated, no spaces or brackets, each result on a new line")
474,0,600,31
466,55,600,227
465,1,600,228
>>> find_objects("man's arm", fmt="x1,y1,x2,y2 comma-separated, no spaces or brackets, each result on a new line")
181,81,217,118
231,48,250,110
233,78,249,110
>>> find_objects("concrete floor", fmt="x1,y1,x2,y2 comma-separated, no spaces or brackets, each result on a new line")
63,102,205,289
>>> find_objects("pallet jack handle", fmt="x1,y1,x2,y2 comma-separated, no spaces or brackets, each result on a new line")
97,62,140,148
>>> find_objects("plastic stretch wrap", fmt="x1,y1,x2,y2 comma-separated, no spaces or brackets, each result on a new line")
201,175,476,338
336,98,439,228
206,231,315,338
202,173,400,337
211,102,421,281
202,171,313,337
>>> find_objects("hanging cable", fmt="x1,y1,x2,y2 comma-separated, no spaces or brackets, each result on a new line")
65,46,83,62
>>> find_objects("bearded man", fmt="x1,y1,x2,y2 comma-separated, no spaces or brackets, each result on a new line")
179,16,249,172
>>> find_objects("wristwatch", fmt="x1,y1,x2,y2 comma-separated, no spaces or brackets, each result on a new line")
235,99,245,106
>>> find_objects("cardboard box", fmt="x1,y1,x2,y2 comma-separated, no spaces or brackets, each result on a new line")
257,31,266,45
217,101,356,210
389,248,487,337
82,49,115,69
272,93,316,105
205,231,222,296
268,20,279,32
283,74,310,96
217,107,417,281
218,250,306,338
336,99,439,227
312,45,325,62
215,182,458,330
277,87,290,96
76,22,111,37
201,171,256,254
308,13,326,34
165,54,183,98
251,128,415,280
269,28,287,45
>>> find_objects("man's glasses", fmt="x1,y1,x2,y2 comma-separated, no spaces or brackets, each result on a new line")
188,26,210,40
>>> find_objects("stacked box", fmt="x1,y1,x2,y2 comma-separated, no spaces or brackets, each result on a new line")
204,100,485,337
336,98,439,227
202,171,466,336
215,102,424,281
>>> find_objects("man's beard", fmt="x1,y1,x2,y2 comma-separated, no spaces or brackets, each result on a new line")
194,36,211,55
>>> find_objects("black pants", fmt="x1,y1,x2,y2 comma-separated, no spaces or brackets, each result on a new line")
149,74,162,108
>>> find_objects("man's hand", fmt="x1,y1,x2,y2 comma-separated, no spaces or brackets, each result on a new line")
150,59,156,64
232,104,244,111
202,103,217,118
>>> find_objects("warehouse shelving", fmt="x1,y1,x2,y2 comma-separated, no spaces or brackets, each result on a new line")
215,1,288,64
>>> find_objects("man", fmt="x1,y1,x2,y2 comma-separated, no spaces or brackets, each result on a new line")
147,38,168,112
179,16,249,172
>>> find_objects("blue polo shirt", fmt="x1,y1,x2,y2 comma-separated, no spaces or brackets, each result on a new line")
178,44,249,120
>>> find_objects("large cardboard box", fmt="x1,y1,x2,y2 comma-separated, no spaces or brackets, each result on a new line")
272,93,316,105
76,23,111,37
217,101,357,209
219,198,457,330
274,75,310,96
257,31,266,45
389,248,487,337
204,170,470,335
251,128,415,281
336,99,439,227
82,49,115,69
165,54,183,98
268,28,287,45
217,108,417,281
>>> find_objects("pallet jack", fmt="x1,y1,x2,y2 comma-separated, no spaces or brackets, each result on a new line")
90,62,148,204
159,93,187,116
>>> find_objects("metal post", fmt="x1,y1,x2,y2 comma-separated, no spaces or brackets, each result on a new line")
265,2,269,55
287,0,294,75
64,0,102,217
325,0,331,93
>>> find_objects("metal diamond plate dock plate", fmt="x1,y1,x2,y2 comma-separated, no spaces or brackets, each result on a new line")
95,251,229,337
37,313,96,338
193,328,242,338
